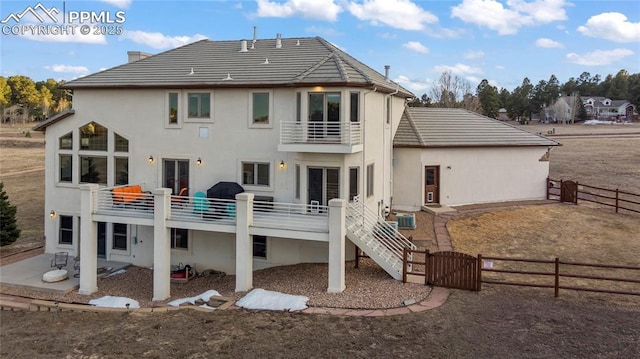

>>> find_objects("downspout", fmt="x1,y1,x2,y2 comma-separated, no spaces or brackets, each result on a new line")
382,84,400,212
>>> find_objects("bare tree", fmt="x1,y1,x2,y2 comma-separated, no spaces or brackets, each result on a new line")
429,71,473,108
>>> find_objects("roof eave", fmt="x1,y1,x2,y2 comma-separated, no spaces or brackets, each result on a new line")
32,109,75,132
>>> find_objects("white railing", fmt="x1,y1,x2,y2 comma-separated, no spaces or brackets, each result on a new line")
95,185,154,218
253,200,329,233
169,195,236,224
280,121,362,145
346,199,416,265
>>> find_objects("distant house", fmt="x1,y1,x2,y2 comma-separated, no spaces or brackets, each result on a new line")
3,104,29,124
581,96,635,121
392,108,560,210
542,94,580,124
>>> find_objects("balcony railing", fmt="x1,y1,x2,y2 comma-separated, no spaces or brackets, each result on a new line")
253,200,329,233
170,195,236,224
280,121,362,145
95,185,154,218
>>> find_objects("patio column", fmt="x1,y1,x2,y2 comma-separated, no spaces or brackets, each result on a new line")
327,198,346,293
235,192,254,292
79,184,98,295
152,188,171,301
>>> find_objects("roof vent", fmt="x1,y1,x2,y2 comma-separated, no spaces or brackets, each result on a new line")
296,39,300,46
187,68,195,75
384,65,390,82
262,58,269,64
127,51,152,63
240,40,248,52
222,73,233,81
276,33,282,49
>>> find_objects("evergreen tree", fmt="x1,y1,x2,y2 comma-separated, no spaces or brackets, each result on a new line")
0,182,20,246
476,79,500,118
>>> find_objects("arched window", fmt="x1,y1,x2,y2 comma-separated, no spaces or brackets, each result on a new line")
80,122,108,151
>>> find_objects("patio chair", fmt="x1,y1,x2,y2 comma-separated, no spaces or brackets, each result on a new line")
73,256,80,278
193,191,209,215
50,251,69,270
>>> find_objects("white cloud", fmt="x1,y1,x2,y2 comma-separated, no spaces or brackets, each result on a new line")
395,75,431,92
100,0,131,8
452,0,569,35
463,50,484,59
434,63,482,76
45,64,90,75
403,41,429,54
577,12,640,43
120,30,207,49
566,48,634,66
348,0,438,31
535,38,563,48
256,0,342,21
305,26,343,37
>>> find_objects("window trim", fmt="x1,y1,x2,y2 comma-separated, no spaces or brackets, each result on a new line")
248,90,273,128
184,91,213,122
240,160,273,190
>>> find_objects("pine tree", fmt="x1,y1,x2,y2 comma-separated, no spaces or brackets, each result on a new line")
0,182,21,246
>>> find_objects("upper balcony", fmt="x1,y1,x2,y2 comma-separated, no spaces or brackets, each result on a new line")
278,121,363,154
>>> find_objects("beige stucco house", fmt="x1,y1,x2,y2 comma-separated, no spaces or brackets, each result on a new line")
34,36,416,300
392,108,560,210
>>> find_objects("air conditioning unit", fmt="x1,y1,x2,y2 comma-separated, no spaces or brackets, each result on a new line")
385,221,398,231
396,213,416,229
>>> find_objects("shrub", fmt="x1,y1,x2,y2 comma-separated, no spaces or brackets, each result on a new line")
0,182,21,246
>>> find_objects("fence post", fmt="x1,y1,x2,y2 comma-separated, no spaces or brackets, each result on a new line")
575,181,579,204
425,250,430,286
615,188,619,213
477,254,482,292
546,177,549,200
402,247,407,283
554,257,560,298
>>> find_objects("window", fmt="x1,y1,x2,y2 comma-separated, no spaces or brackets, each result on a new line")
386,97,391,124
80,156,107,184
114,133,128,152
242,162,270,186
80,122,108,151
171,228,188,249
366,164,374,197
59,215,73,245
296,92,301,122
350,92,359,122
59,154,72,183
188,93,210,118
59,132,72,150
253,235,267,258
349,167,359,200
164,159,189,195
295,164,300,199
115,157,128,185
168,92,179,124
112,223,128,250
252,92,269,125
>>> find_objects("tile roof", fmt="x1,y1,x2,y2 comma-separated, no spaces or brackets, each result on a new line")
394,108,560,147
63,37,413,97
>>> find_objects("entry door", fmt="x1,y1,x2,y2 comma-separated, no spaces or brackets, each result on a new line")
97,222,106,258
424,166,440,204
308,167,340,210
164,159,189,196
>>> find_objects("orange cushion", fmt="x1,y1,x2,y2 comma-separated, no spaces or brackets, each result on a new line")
112,185,144,203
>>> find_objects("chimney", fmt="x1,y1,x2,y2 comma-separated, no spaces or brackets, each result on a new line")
384,65,390,82
276,33,282,49
127,51,151,63
240,40,248,52
251,26,257,49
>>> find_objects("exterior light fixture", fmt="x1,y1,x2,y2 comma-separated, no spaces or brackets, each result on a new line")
148,155,154,164
196,157,202,166
279,160,285,169
50,210,56,218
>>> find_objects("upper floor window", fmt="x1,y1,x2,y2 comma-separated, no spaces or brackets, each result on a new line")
80,156,107,184
168,92,179,124
80,122,107,151
350,92,359,122
59,132,73,150
252,92,269,125
114,133,128,152
59,154,72,183
242,162,270,186
309,92,341,123
188,93,210,118
115,157,129,185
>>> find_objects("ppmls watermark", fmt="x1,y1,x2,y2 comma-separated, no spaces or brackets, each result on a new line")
1,2,126,37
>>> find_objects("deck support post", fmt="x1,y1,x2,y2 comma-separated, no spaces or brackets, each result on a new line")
152,188,172,301
327,199,346,293
235,193,254,292
78,184,99,295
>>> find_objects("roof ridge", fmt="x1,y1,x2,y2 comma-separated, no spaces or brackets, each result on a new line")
404,108,426,146
458,108,558,143
293,54,334,81
315,37,372,83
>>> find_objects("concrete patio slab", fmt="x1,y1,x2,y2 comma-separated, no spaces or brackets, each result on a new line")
0,253,130,294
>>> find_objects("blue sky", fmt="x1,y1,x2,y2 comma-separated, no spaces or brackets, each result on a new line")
1,0,639,94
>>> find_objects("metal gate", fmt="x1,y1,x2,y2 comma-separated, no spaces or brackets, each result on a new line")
561,180,578,203
426,251,479,291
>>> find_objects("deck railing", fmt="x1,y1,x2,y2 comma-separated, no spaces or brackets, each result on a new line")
95,185,154,218
170,195,237,224
280,121,362,145
253,200,329,232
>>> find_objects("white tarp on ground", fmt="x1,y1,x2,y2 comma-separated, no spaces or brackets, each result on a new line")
167,289,221,307
88,296,140,308
236,288,308,311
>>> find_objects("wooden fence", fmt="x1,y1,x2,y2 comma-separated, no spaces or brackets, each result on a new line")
547,177,640,214
403,249,640,297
